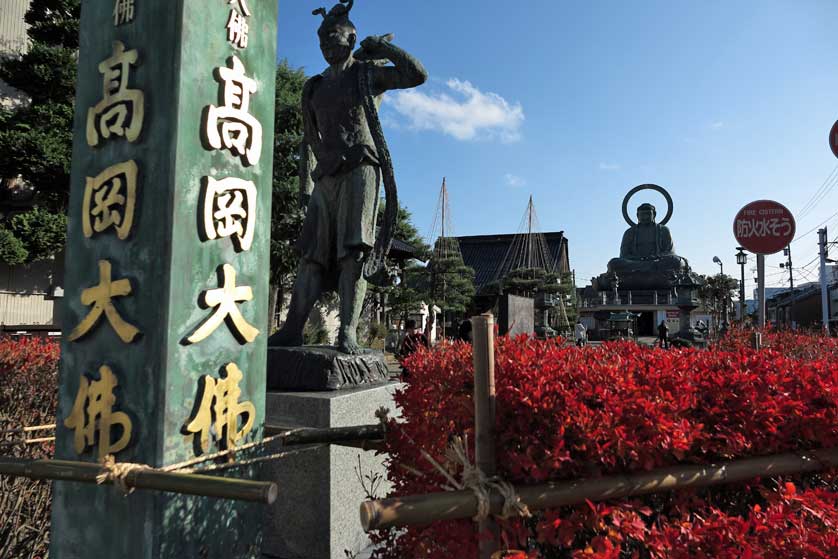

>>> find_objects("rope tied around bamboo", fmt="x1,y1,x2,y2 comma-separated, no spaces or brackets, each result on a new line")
424,434,530,522
96,455,152,494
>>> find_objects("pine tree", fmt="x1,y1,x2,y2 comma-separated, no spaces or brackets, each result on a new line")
0,0,80,263
424,237,476,326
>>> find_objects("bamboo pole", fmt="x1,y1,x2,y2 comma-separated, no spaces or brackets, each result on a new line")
0,457,278,504
472,313,499,559
0,436,55,446
264,424,386,447
0,423,56,435
360,447,838,531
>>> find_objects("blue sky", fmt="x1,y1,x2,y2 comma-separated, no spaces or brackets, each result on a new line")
277,0,838,294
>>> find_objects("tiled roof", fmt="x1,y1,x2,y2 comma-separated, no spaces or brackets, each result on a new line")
389,237,422,262
455,232,570,289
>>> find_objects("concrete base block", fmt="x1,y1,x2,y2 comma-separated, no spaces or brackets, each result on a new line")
261,382,402,559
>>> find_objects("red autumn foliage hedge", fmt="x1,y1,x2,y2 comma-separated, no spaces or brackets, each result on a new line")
0,336,60,559
373,330,838,558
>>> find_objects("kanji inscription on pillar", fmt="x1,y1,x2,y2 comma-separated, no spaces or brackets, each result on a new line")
82,160,138,240
64,365,133,460
200,176,256,251
202,55,262,166
87,41,145,147
68,259,140,343
184,362,255,454
184,263,259,344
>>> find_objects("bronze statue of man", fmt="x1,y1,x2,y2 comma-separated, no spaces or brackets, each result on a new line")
269,0,427,354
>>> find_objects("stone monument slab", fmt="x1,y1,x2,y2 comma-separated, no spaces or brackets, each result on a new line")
499,294,535,337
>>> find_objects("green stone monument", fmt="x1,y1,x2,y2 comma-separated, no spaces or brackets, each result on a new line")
51,1,277,557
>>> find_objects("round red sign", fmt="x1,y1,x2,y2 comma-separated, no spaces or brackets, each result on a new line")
831,120,838,160
733,200,796,255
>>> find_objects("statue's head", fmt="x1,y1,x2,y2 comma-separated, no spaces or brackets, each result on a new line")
637,203,656,225
313,1,356,66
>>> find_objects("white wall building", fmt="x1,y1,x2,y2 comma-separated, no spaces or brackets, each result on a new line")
0,0,30,107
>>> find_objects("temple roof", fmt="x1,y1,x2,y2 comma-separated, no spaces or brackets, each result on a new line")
455,231,570,290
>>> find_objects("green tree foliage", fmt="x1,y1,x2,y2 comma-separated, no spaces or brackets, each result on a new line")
0,0,81,264
270,61,307,294
6,206,67,262
698,273,739,324
0,228,28,265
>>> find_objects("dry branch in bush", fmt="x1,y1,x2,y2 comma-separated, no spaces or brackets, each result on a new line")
0,337,59,559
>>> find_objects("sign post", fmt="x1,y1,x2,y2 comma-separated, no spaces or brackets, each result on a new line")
830,120,838,160
51,2,277,558
733,200,796,328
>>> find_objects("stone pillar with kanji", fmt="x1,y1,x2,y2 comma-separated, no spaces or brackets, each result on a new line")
50,1,277,557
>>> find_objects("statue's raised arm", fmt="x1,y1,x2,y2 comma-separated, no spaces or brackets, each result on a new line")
355,34,428,95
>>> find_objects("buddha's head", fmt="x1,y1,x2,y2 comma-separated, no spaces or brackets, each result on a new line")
637,203,656,225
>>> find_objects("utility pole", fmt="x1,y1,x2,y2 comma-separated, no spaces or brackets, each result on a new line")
782,245,795,328
757,254,766,328
820,228,830,333
441,179,446,340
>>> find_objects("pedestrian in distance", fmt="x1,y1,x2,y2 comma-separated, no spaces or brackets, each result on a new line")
658,319,670,349
575,320,587,347
399,319,428,379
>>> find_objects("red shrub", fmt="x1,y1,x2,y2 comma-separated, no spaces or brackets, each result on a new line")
0,336,60,559
373,334,838,558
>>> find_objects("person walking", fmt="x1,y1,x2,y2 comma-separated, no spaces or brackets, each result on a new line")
399,319,428,379
658,319,670,349
574,320,587,347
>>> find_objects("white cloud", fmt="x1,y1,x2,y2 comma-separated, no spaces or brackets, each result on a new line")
386,78,524,142
599,162,621,171
504,173,526,188
710,121,725,129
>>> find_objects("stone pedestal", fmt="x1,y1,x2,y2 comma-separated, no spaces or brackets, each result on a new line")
267,346,390,391
262,382,402,559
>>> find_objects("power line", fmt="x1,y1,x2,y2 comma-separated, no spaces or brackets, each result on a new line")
792,209,838,245
798,163,838,219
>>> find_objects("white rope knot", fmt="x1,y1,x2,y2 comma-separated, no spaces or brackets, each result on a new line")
423,435,532,522
96,454,152,495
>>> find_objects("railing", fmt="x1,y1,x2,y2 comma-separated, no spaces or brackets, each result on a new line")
580,289,674,307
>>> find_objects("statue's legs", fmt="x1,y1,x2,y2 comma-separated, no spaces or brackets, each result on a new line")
268,259,323,347
337,250,366,355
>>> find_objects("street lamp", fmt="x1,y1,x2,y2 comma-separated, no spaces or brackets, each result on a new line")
712,256,728,333
736,247,747,323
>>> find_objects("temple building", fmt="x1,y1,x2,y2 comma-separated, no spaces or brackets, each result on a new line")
457,231,570,293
